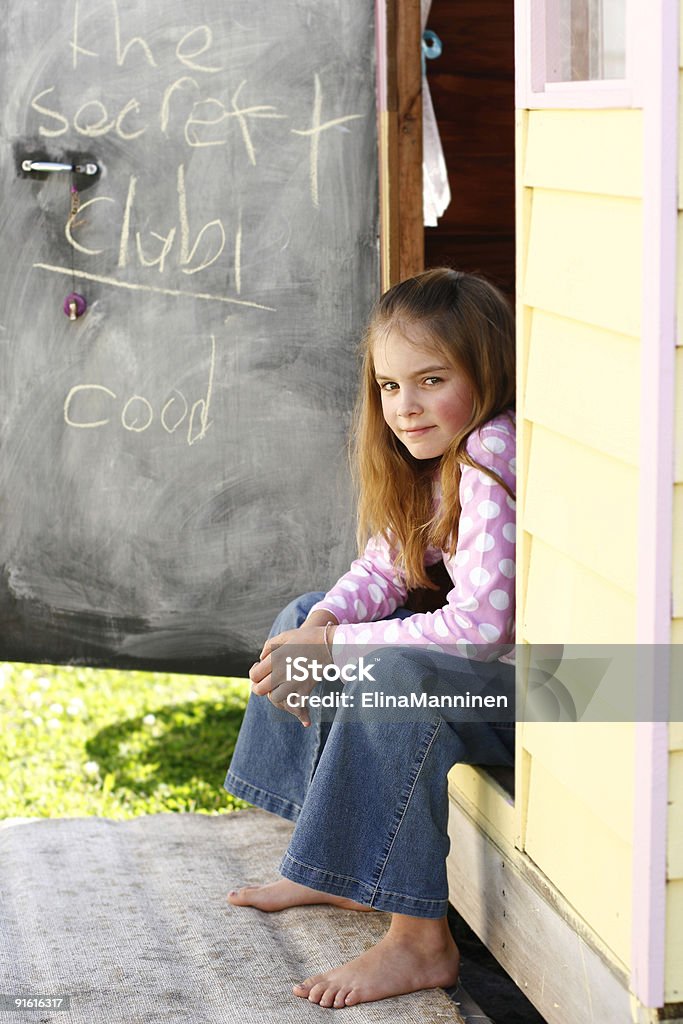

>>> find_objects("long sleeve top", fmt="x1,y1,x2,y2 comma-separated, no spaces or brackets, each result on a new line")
308,412,516,662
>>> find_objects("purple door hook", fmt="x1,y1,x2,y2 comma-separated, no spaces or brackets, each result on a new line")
64,292,87,320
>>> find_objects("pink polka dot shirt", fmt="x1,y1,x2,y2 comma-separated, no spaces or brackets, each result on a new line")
308,412,516,662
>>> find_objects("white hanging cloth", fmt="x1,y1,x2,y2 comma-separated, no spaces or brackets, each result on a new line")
421,0,451,226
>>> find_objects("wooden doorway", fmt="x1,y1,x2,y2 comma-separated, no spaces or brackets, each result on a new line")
423,1,515,301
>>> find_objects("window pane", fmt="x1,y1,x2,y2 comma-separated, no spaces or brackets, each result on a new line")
548,0,626,81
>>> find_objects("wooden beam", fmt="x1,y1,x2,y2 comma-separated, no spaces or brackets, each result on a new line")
378,0,423,289
446,791,637,1024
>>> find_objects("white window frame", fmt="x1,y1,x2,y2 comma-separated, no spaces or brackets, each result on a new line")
515,0,643,108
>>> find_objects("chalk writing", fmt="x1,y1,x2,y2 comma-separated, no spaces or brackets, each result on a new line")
28,64,366,315
32,264,275,310
176,25,223,73
70,0,97,69
31,80,291,158
63,336,216,446
71,0,158,69
65,196,114,256
27,1,367,456
30,2,366,199
176,164,225,274
291,74,364,208
62,166,230,279
71,0,222,73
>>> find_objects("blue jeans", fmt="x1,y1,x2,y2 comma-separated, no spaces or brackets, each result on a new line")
224,592,515,919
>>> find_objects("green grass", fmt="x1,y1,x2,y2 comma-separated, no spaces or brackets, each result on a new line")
0,662,252,819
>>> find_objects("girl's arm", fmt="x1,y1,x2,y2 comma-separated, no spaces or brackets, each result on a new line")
304,608,340,628
305,532,410,625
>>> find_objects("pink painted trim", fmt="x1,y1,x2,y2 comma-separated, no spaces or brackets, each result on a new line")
375,0,388,113
626,0,647,107
519,85,634,109
544,79,628,92
631,0,677,1008
633,718,670,1009
638,13,677,647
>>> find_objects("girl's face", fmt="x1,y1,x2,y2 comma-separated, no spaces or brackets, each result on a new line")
373,327,474,460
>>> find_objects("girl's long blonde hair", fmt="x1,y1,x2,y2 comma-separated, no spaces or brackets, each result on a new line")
351,267,516,590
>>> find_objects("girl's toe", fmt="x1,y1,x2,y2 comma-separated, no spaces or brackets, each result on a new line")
320,985,341,1009
333,987,351,1008
344,988,361,1006
307,982,329,1004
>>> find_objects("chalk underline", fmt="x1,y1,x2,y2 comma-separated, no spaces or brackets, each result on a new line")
32,264,276,311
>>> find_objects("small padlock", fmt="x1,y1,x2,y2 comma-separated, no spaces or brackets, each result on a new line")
64,292,87,320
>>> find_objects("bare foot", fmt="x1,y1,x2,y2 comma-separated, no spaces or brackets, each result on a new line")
227,877,373,913
292,916,460,1008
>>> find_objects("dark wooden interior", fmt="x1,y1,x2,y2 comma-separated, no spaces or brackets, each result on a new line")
421,3,516,801
423,0,515,300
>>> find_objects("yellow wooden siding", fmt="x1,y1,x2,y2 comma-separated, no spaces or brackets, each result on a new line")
525,311,639,466
524,534,636,643
506,108,643,978
525,110,642,198
674,216,683,342
670,745,683,995
524,425,638,594
502,32,683,1001
524,190,641,337
666,880,683,1002
669,750,683,879
671,721,683,749
674,485,683,618
447,766,514,850
677,347,683,481
524,755,632,966
522,723,633,843
678,67,683,209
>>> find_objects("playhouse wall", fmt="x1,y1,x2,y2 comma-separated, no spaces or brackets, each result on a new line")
516,107,643,970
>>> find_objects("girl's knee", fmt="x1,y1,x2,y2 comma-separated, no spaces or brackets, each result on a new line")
363,645,439,689
341,646,435,706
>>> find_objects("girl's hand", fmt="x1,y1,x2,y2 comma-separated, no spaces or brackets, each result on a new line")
249,623,338,727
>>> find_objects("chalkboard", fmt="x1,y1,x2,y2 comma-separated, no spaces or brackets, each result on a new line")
0,0,378,676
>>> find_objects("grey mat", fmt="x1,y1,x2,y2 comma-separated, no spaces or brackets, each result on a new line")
0,809,469,1023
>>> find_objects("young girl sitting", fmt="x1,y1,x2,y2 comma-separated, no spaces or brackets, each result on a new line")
224,267,516,1009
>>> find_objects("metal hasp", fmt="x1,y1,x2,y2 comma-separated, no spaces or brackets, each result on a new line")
21,159,98,175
